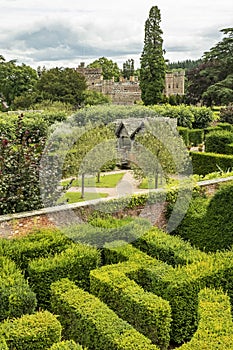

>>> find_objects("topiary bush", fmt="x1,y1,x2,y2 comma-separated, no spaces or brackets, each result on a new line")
0,228,72,271
28,243,101,308
220,104,233,124
0,256,37,321
50,278,159,350
49,340,85,349
175,182,233,251
190,151,233,175
205,130,233,154
188,129,204,146
0,311,62,349
179,288,233,349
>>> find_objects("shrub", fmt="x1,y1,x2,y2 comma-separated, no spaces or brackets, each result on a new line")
138,249,233,344
28,243,101,308
190,151,233,175
0,311,62,349
50,279,159,350
90,261,171,349
0,337,8,350
0,256,37,321
205,130,233,154
62,218,150,248
217,122,233,131
188,129,204,146
225,143,233,155
177,127,189,146
179,288,233,349
175,182,233,251
0,228,71,271
220,104,233,124
190,106,214,129
49,340,85,349
132,226,207,266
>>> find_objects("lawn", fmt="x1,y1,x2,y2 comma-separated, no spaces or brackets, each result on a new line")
58,192,109,204
139,176,178,189
61,172,125,188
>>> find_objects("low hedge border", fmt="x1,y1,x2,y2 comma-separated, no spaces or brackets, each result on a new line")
137,250,233,344
50,278,159,350
190,151,233,175
49,340,85,349
0,311,62,350
179,288,233,349
132,226,207,266
0,228,72,271
28,243,101,308
0,337,8,350
0,256,37,321
90,260,171,349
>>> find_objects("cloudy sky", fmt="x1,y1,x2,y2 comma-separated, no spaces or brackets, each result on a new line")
0,0,232,69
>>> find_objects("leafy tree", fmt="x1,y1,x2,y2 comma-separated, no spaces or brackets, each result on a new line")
0,58,38,108
186,28,233,106
167,59,203,71
83,90,111,106
36,67,87,108
122,59,135,79
88,57,120,81
139,5,166,105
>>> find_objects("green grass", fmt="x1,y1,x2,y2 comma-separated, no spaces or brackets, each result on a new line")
139,176,179,189
61,172,125,188
58,192,109,204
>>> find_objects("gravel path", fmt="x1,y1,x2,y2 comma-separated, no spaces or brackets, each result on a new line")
67,170,148,197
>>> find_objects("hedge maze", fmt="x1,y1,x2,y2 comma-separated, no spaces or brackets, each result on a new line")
0,219,233,349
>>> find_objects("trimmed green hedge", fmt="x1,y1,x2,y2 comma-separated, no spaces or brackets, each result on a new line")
217,122,233,131
175,182,233,251
0,228,71,271
49,340,85,349
224,142,233,155
62,218,150,248
177,127,189,146
136,250,233,344
90,261,171,349
102,239,233,344
0,256,37,321
205,130,233,154
0,337,8,350
133,226,207,266
180,288,233,349
0,311,62,349
28,243,101,308
190,151,233,175
51,278,159,350
188,129,204,146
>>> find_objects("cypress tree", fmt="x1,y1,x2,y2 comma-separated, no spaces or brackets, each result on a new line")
140,6,166,105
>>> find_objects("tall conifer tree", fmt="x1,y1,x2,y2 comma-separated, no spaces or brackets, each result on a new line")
140,6,166,105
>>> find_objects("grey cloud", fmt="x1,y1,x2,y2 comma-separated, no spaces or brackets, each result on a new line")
3,21,142,62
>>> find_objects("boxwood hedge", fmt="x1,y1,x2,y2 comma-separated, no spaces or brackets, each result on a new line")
0,311,62,349
0,256,36,321
28,243,101,308
50,278,159,350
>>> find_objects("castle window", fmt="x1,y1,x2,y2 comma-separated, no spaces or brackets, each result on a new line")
168,84,171,89
176,84,179,88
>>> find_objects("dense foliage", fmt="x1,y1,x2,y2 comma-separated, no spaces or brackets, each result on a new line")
140,6,166,105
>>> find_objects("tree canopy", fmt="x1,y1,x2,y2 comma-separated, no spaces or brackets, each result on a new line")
186,28,233,106
139,6,166,105
88,57,120,81
36,67,87,108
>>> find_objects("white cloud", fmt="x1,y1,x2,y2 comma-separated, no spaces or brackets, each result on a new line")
0,0,232,68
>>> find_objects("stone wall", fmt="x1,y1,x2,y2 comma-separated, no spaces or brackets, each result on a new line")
1,176,232,238
76,63,185,105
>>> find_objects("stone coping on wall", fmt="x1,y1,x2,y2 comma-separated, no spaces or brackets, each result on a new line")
0,176,233,224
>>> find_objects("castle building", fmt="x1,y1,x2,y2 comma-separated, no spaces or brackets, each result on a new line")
76,62,185,105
